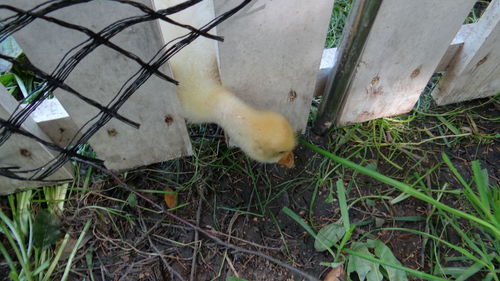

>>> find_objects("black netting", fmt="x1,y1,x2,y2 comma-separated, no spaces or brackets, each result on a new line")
0,0,251,182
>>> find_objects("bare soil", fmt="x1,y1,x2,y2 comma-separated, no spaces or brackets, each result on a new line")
66,97,500,281
0,98,498,281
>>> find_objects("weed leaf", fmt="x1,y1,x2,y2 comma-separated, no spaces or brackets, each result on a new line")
33,209,61,249
347,242,381,281
314,222,346,252
127,193,137,207
369,239,408,281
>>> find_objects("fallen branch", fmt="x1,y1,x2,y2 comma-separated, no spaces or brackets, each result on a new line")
75,159,319,281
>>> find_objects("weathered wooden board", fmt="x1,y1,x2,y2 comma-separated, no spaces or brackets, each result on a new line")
214,0,335,132
432,0,500,105
435,24,475,73
315,24,477,98
314,48,338,97
21,98,81,148
0,86,73,195
0,0,192,171
332,0,476,126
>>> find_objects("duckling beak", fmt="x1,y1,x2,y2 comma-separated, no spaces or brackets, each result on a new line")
278,151,295,169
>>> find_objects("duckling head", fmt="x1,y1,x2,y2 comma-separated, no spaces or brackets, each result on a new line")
237,111,297,167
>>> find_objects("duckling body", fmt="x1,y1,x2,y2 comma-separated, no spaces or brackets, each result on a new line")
158,0,296,165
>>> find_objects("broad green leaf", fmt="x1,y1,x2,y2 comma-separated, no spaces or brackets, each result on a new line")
366,264,383,281
314,222,346,252
369,239,408,281
347,242,381,281
33,209,61,248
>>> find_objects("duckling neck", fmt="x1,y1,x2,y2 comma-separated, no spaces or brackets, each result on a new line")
212,88,258,128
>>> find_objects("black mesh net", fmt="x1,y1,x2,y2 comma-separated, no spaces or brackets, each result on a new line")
0,0,251,182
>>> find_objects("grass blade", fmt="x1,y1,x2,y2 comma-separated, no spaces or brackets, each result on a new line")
300,139,500,238
471,161,491,215
42,232,71,281
282,207,336,257
336,179,350,230
61,220,91,281
455,262,486,281
437,116,461,135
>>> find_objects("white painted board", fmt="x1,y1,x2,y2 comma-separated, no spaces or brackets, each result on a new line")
432,0,500,105
214,0,335,132
0,0,192,171
0,86,73,195
336,0,476,126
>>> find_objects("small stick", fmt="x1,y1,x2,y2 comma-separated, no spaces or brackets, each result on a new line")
225,212,242,278
225,255,240,278
190,196,203,281
134,215,166,247
76,159,164,210
208,230,282,251
147,235,184,281
138,212,185,281
74,159,319,281
165,210,319,281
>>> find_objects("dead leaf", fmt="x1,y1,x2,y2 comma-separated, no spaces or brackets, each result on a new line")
278,151,295,168
323,265,345,281
163,187,177,209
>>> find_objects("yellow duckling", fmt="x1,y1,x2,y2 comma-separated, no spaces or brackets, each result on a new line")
157,0,296,167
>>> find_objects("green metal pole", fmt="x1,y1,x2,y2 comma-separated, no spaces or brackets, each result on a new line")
313,0,383,135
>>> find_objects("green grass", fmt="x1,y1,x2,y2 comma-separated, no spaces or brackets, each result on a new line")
1,1,499,280
465,1,492,24
300,89,499,280
295,124,499,280
325,0,353,48
0,185,90,281
0,54,49,103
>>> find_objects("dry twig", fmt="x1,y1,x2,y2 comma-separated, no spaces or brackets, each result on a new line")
190,196,203,281
76,159,320,281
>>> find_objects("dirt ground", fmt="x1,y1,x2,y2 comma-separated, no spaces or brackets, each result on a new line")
0,98,498,281
69,99,500,280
